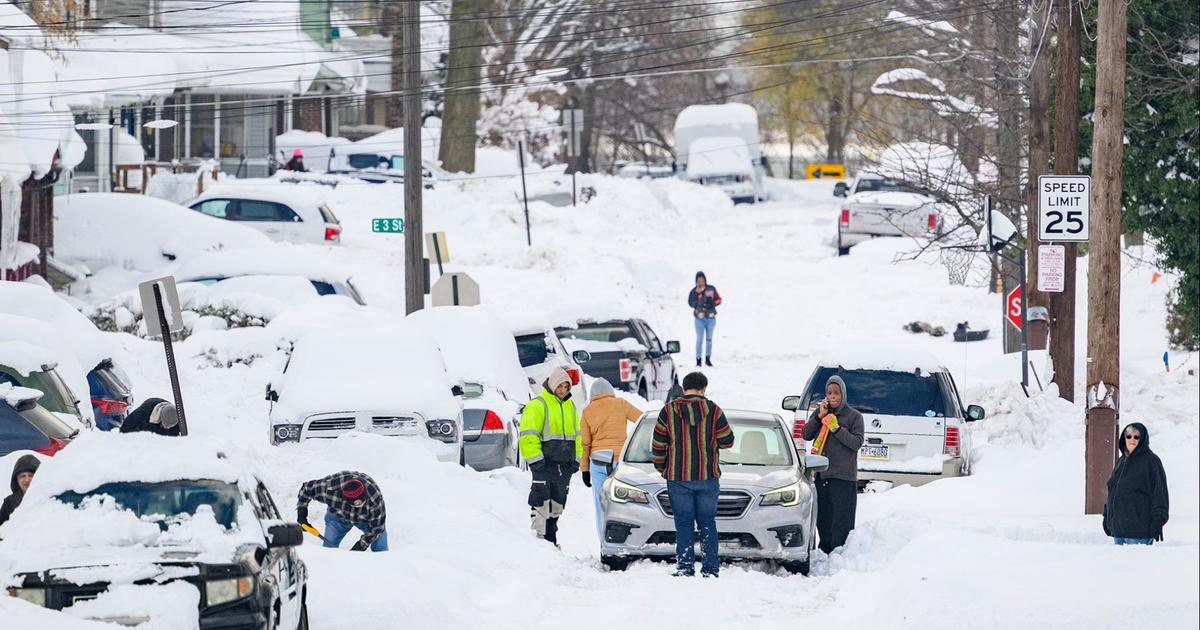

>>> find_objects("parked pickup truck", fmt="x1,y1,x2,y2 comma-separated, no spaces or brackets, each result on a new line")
832,173,941,256
555,318,680,401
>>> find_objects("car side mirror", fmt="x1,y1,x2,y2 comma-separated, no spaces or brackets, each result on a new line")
833,182,848,197
451,385,464,397
665,340,681,354
966,404,985,422
803,454,829,473
781,395,802,411
572,350,591,363
265,385,278,402
267,523,303,548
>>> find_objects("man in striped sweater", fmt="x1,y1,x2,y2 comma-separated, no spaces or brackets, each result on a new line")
651,371,735,577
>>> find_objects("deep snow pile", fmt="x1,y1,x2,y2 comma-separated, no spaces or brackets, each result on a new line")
5,175,1197,629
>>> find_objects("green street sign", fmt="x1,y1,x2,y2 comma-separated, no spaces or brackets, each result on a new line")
372,218,404,233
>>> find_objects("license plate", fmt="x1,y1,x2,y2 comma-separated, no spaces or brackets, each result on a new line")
70,594,99,604
859,444,889,460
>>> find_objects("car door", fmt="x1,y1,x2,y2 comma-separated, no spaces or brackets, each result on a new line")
274,204,312,244
635,320,670,399
256,482,302,629
231,199,290,242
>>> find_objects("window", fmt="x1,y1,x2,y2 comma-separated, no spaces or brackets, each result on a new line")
638,321,663,354
56,480,243,530
623,417,792,466
0,405,46,449
19,403,75,440
318,204,339,224
218,97,244,158
190,95,216,158
193,199,232,219
310,280,335,296
514,333,550,368
806,368,948,418
255,482,281,520
854,178,923,195
556,322,637,344
234,200,284,221
348,153,386,170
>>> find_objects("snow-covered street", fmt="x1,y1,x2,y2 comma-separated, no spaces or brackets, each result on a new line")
6,175,1191,629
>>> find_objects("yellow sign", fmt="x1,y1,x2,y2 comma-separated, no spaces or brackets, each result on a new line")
806,163,846,179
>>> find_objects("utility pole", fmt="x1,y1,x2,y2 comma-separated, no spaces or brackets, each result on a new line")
383,1,404,129
1051,0,1081,402
402,0,424,314
1025,0,1052,313
1084,0,1126,515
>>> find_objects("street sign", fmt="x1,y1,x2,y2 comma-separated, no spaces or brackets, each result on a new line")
432,272,480,307
372,218,404,233
138,276,184,339
1037,244,1066,292
1038,175,1091,242
562,109,584,158
1006,285,1023,330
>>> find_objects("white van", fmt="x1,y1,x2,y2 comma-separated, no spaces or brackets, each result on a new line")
782,348,985,488
674,103,766,204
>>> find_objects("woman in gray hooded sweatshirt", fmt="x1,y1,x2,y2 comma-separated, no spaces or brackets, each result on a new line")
801,375,865,554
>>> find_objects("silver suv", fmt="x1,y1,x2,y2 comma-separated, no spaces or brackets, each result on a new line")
599,410,828,575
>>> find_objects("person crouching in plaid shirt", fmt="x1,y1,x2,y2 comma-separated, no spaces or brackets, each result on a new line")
296,471,387,551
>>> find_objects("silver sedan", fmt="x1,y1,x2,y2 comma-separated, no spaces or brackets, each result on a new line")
599,410,828,575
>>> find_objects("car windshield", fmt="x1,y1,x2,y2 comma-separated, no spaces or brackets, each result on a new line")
514,333,550,368
624,416,793,467
855,177,925,195
809,367,947,417
318,204,339,224
555,322,636,344
56,480,242,530
20,403,76,439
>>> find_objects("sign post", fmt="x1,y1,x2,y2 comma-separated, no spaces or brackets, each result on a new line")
986,194,1029,389
563,108,584,206
425,232,449,276
138,276,189,435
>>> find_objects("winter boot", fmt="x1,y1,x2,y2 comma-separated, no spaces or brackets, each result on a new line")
671,566,695,578
705,356,713,367
696,358,702,367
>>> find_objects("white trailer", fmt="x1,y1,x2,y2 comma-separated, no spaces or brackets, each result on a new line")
673,103,765,203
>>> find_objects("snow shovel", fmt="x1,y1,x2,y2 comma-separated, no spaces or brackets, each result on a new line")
301,523,334,545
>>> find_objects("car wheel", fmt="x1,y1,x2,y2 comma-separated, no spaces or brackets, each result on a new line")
637,381,648,400
601,556,630,571
780,560,810,575
837,225,850,256
458,446,466,467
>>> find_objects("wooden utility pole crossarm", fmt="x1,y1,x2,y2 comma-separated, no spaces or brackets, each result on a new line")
1084,0,1127,515
1050,0,1082,402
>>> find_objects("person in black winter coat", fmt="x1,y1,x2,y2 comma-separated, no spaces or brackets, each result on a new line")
118,398,184,436
0,454,41,528
1103,422,1169,545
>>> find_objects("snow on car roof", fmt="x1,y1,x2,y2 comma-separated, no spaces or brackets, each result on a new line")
815,342,947,373
54,193,270,272
1,382,45,406
0,281,115,371
405,306,530,402
174,244,356,285
275,324,459,421
189,181,331,209
0,314,94,420
674,103,759,129
0,340,59,376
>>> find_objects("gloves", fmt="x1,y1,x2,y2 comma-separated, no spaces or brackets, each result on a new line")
582,471,592,488
296,506,309,527
1152,517,1165,542
351,538,371,552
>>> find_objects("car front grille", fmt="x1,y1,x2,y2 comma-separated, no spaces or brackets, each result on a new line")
307,417,356,432
371,416,417,429
646,531,761,549
657,490,753,518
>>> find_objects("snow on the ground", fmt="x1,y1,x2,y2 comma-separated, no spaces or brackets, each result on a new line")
11,175,1199,628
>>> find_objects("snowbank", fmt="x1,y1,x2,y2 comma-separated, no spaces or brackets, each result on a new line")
54,193,270,272
405,306,530,401
63,581,200,630
0,281,115,370
0,340,60,376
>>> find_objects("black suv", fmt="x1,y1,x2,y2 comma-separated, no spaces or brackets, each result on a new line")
555,318,680,400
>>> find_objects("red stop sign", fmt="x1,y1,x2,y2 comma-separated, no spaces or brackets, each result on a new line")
1006,286,1023,330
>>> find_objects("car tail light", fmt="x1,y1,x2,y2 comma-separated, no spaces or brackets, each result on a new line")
325,226,341,242
34,436,68,457
840,208,850,227
927,211,938,232
618,358,633,382
566,368,581,386
481,410,505,433
792,419,805,439
944,425,960,458
92,398,129,415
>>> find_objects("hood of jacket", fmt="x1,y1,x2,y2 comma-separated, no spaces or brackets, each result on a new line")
590,378,615,399
10,454,40,495
1120,422,1151,457
826,375,850,413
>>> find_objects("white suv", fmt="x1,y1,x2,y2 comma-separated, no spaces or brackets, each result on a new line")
832,173,940,256
782,349,985,488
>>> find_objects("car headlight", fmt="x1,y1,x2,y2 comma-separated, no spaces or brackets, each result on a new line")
205,577,253,606
760,481,804,507
426,419,457,441
273,424,302,443
6,587,46,607
609,479,649,504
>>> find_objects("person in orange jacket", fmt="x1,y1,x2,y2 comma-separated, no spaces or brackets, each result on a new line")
580,378,644,541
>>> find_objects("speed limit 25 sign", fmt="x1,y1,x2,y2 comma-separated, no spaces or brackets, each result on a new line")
1038,175,1091,242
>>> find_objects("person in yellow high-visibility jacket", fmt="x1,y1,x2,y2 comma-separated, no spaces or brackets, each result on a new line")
519,367,582,545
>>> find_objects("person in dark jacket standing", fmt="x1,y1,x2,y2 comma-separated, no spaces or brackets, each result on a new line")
687,271,721,367
652,371,735,577
297,471,387,551
1103,422,1169,545
0,454,41,528
801,375,865,554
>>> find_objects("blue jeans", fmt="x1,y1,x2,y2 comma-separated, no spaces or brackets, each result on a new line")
1114,537,1153,546
590,458,612,542
694,317,715,361
324,512,388,551
666,478,720,575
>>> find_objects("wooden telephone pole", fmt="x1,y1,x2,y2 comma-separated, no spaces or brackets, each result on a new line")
403,0,424,314
1025,0,1052,313
1051,0,1082,402
1084,0,1127,515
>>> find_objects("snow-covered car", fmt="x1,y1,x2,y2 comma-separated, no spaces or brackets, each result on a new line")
512,326,591,406
556,318,680,401
0,385,78,457
173,247,367,306
328,127,442,188
266,325,465,463
0,433,309,629
187,185,342,245
674,103,766,204
600,410,827,574
782,346,985,488
0,342,86,424
832,173,941,255
408,306,532,471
